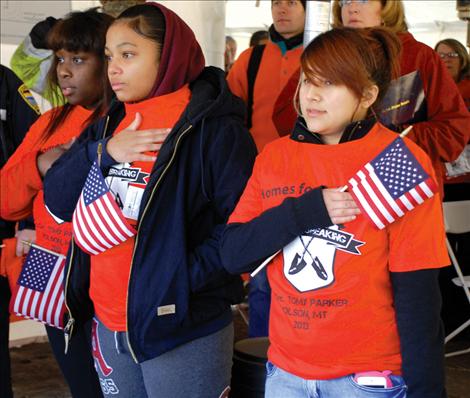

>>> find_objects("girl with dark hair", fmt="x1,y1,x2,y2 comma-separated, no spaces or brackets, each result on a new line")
43,3,256,397
221,27,449,398
1,9,113,398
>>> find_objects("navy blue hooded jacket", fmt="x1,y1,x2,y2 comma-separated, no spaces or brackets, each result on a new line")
43,66,257,362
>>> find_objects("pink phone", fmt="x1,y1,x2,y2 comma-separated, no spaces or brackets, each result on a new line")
354,370,393,388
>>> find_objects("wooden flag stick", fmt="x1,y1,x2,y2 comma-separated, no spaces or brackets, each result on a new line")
21,240,61,257
399,125,413,138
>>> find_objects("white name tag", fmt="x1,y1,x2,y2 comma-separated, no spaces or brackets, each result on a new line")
157,304,176,316
123,185,144,220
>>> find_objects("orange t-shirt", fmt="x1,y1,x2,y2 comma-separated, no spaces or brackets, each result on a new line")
1,105,92,255
228,123,449,379
90,85,191,332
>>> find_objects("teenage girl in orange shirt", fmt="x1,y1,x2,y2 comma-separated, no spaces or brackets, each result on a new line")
221,27,449,398
1,9,113,397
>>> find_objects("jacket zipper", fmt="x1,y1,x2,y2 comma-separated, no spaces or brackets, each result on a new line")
63,240,75,354
63,115,110,353
125,123,193,363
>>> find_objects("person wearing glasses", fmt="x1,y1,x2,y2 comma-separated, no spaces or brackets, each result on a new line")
332,0,470,198
435,38,470,340
435,38,470,110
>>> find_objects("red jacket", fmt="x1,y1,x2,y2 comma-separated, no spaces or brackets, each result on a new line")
398,32,470,195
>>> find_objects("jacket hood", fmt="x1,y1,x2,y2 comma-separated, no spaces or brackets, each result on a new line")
184,66,246,125
146,2,205,97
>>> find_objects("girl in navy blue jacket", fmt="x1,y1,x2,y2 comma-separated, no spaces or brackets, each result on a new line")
43,3,256,397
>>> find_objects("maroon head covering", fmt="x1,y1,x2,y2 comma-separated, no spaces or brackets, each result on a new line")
145,2,205,97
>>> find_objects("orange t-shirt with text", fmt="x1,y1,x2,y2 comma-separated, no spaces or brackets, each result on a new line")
90,86,190,332
229,123,449,379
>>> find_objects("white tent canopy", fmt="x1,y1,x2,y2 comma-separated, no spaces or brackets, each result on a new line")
226,0,468,57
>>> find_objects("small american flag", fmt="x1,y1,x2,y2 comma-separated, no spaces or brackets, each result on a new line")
72,161,136,255
347,137,437,229
11,245,66,329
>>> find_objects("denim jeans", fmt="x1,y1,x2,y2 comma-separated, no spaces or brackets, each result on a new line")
265,361,407,398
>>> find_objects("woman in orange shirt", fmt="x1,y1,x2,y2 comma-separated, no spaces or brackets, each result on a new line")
0,9,113,397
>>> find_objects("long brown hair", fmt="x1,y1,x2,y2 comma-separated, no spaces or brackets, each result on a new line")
295,27,401,115
42,9,113,143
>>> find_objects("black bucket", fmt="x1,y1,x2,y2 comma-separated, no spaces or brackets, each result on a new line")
230,337,270,398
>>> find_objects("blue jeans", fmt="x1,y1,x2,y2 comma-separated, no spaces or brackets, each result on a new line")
91,317,233,397
265,361,407,398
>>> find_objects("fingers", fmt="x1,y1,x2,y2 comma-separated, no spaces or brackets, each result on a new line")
126,112,143,131
107,125,171,163
322,188,361,225
15,239,32,257
132,128,171,143
330,214,359,225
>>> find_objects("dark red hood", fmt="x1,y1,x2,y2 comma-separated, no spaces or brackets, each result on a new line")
147,2,205,98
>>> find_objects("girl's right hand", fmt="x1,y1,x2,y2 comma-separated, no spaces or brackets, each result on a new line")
322,188,361,225
106,112,171,163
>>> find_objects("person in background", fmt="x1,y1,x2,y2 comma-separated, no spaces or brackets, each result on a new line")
332,0,470,198
434,38,470,200
435,37,470,340
227,0,306,338
435,38,470,110
0,64,40,398
221,26,449,398
10,0,146,104
1,10,114,397
225,35,238,72
43,3,256,397
249,30,269,47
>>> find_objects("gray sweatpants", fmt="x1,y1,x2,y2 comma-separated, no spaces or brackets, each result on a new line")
91,317,233,398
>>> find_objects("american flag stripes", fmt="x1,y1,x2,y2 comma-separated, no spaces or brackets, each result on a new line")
72,161,136,255
347,137,437,229
11,245,66,329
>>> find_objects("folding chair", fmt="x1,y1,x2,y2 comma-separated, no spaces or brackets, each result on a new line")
442,200,470,357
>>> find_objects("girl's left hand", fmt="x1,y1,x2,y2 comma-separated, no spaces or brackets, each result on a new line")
15,229,36,257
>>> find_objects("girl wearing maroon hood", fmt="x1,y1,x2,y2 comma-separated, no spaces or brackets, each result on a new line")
43,3,256,397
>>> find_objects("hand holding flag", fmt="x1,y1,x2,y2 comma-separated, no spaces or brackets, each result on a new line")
347,128,437,229
72,161,136,255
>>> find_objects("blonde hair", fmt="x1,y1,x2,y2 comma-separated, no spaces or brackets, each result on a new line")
332,0,408,33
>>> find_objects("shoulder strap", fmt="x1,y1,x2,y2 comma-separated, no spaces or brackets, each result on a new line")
246,44,266,130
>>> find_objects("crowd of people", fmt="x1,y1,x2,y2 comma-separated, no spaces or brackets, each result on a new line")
1,1,469,398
